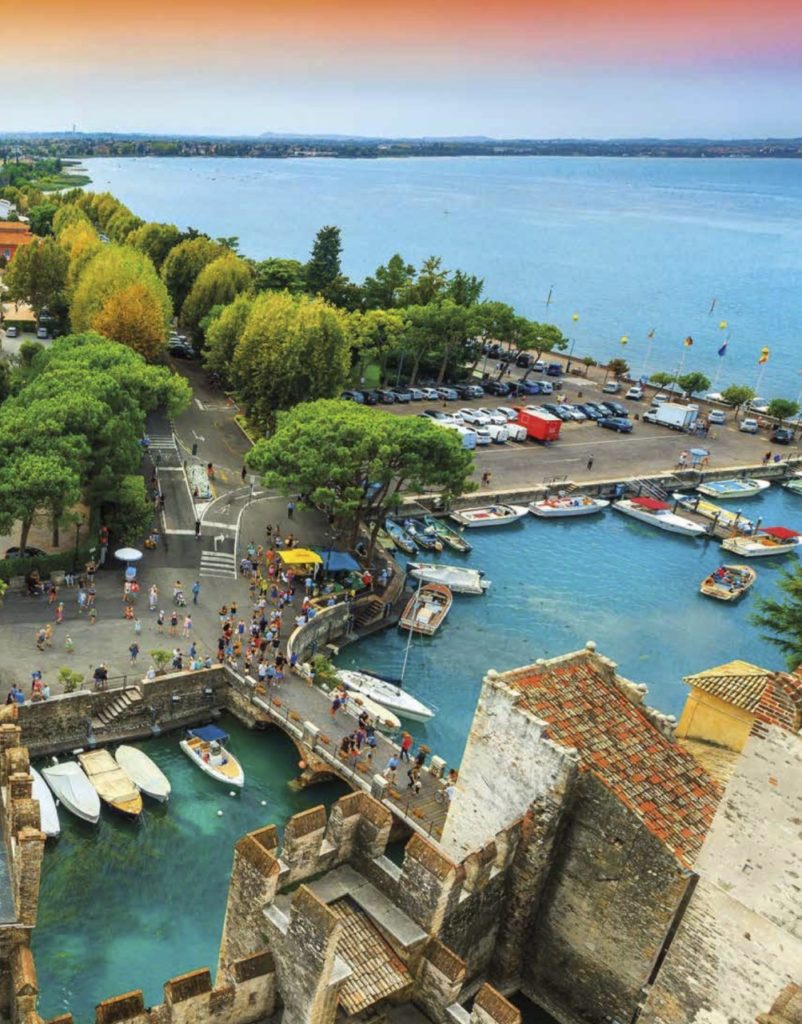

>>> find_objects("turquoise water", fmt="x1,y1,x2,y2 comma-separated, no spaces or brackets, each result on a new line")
33,715,347,1022
83,156,802,394
337,485,800,768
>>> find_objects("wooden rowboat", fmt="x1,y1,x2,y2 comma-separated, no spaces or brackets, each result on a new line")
699,564,756,602
399,583,452,636
78,749,142,818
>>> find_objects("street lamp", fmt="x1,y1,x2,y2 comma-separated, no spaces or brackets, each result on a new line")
72,515,83,573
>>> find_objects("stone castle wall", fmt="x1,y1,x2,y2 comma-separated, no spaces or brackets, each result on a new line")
286,604,350,664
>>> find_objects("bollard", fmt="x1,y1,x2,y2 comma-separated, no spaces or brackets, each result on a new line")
192,442,198,456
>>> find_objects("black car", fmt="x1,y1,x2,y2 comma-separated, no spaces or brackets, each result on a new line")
771,427,794,444
487,343,503,359
516,352,534,368
484,380,511,396
375,389,397,404
542,403,574,422
600,401,629,418
5,546,46,559
577,403,604,421
359,390,379,405
168,340,196,359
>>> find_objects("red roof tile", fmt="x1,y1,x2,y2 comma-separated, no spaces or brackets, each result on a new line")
500,651,723,867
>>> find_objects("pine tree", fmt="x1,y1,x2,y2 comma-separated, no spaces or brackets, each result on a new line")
306,226,342,296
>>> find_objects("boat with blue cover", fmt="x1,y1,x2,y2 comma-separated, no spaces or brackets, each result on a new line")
180,725,244,788
384,518,417,555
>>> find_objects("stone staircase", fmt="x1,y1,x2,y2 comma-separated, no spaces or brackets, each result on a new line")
353,596,385,630
91,687,144,733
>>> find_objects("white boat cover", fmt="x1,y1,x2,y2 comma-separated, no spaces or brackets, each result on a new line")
42,761,101,824
407,563,489,593
30,766,60,837
115,745,171,802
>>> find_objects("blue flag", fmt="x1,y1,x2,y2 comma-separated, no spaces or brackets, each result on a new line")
717,341,728,357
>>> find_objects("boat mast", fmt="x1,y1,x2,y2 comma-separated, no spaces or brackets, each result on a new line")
399,576,423,685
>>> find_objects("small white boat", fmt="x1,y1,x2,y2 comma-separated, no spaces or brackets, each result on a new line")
671,493,753,532
399,583,452,635
696,478,771,499
115,745,171,803
41,761,101,825
699,564,756,602
529,495,609,518
79,749,143,819
721,527,801,558
407,562,490,594
612,497,706,537
340,690,401,732
449,504,529,528
180,725,244,788
337,670,435,722
783,474,802,495
31,766,60,838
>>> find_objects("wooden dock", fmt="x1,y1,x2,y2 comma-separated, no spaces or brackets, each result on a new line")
226,667,450,843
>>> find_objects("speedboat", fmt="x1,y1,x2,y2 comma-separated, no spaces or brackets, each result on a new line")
699,564,756,602
78,749,143,818
696,478,771,499
783,474,802,496
31,766,60,838
671,493,753,532
41,761,101,825
529,495,609,518
340,690,401,732
115,745,171,803
612,497,706,537
399,583,452,636
337,670,434,722
384,518,417,555
406,562,490,594
449,504,529,528
422,515,472,553
721,527,801,558
180,725,244,787
402,519,444,552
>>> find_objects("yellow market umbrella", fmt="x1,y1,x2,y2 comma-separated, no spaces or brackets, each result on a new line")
278,548,323,565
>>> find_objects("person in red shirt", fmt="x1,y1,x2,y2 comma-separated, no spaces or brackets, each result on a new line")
400,732,413,762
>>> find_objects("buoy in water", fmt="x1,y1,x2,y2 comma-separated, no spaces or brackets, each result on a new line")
217,810,224,817
229,790,236,797
261,800,267,806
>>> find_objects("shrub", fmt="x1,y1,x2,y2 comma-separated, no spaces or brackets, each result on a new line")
58,667,84,693
149,649,172,673
0,545,95,583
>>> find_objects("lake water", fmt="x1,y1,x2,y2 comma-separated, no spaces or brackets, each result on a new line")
83,155,802,396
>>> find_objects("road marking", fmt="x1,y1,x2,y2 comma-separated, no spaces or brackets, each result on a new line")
164,529,197,536
202,521,236,531
200,551,237,579
155,466,184,472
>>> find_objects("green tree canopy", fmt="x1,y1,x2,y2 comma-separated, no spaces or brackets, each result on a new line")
753,564,802,669
203,294,254,379
0,451,80,553
160,236,226,315
677,371,711,397
28,202,58,237
349,309,407,385
253,257,306,294
607,358,630,379
306,226,342,296
3,237,68,314
246,399,474,554
180,253,253,339
767,398,800,422
362,254,415,309
126,221,182,269
649,371,675,387
721,384,756,411
447,269,484,307
403,256,448,306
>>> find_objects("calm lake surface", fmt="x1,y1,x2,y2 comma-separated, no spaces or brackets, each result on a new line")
84,155,802,395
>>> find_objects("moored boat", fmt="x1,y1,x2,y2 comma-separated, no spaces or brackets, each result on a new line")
115,745,171,803
399,583,452,636
450,504,529,528
422,515,472,553
31,766,60,838
529,495,609,518
402,518,444,552
721,526,801,558
376,527,397,551
612,497,706,537
671,493,753,532
78,749,143,818
783,475,802,496
180,725,244,788
696,478,771,499
337,670,435,722
699,564,756,601
406,562,490,594
41,761,100,825
384,518,417,555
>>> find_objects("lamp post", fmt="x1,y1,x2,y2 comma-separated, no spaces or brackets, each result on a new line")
72,516,83,573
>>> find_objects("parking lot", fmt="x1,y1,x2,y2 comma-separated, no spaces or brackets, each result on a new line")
362,372,798,492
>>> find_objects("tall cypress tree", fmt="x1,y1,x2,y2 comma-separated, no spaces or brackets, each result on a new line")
306,225,342,296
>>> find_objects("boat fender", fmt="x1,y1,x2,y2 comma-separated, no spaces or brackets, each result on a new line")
298,760,307,770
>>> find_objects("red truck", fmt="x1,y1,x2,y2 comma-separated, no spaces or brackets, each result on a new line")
515,407,562,443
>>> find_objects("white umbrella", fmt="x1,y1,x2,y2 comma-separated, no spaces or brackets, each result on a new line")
114,547,143,562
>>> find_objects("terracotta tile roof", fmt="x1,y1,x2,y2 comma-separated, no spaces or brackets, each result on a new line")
0,225,34,248
500,650,722,867
684,661,802,733
329,898,412,1014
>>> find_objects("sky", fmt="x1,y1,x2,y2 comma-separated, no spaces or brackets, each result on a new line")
2,0,801,137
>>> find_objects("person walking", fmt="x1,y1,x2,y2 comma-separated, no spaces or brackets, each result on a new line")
169,610,178,636
156,609,165,634
129,641,140,665
89,606,98,626
64,634,74,654
191,581,200,605
407,764,422,794
148,585,159,612
384,755,400,783
44,623,53,647
287,499,295,519
35,627,46,651
134,618,142,636
182,614,192,639
194,518,201,540
54,601,64,624
399,732,413,762
587,455,594,471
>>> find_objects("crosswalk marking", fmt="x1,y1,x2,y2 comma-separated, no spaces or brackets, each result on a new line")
200,551,238,579
148,433,178,451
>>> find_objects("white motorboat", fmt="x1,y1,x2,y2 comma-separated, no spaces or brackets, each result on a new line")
407,562,490,594
671,493,753,533
41,761,101,825
115,745,171,803
31,766,60,838
79,749,143,819
721,526,801,558
612,497,706,537
340,690,401,732
783,474,802,496
180,725,244,788
529,495,609,518
337,670,435,722
449,504,529,528
696,478,771,499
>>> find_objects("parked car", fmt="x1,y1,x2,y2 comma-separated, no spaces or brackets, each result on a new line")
360,390,379,405
436,387,458,401
600,401,629,418
483,380,510,397
3,325,18,338
577,403,603,421
376,389,397,403
487,343,503,359
5,546,46,559
475,408,508,426
651,394,670,406
531,360,546,373
598,416,634,433
510,381,541,397
747,398,770,414
473,427,492,445
458,408,490,426
739,418,760,434
536,381,554,395
563,405,587,421
625,385,644,400
168,339,196,359
407,387,424,400
496,406,519,421
772,427,794,444
420,409,451,421
391,388,413,403
515,352,533,368
36,326,50,340
340,390,365,402
418,387,439,400
546,363,563,377
457,383,485,399
542,403,574,422
707,409,727,425
602,380,622,394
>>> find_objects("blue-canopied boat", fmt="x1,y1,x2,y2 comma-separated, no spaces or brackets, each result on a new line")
385,518,417,555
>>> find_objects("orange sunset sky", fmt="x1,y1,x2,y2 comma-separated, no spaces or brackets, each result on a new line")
3,0,801,135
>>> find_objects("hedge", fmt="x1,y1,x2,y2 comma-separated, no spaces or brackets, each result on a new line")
0,545,96,583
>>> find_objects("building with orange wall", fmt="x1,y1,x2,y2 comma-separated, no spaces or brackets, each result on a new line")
0,221,34,261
